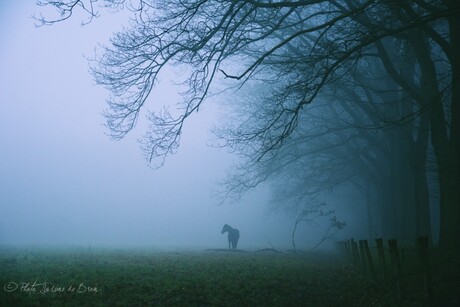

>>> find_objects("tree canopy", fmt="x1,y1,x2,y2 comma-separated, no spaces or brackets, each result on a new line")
36,0,460,249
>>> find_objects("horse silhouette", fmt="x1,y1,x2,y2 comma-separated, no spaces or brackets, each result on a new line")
221,224,240,249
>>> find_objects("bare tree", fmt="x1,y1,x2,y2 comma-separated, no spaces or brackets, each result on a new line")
36,0,460,248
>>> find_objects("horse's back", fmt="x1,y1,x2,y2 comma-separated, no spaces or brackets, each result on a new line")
230,228,240,240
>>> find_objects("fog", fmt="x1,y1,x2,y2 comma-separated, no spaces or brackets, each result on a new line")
1,2,458,306
0,2,349,250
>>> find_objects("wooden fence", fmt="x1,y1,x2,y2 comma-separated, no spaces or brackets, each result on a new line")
336,236,448,306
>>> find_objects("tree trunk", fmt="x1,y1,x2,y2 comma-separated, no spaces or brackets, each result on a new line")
408,21,460,250
412,112,432,239
434,13,460,250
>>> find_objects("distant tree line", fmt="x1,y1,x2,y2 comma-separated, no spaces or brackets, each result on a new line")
36,0,459,250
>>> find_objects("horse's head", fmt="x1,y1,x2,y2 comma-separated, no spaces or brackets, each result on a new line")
221,224,229,234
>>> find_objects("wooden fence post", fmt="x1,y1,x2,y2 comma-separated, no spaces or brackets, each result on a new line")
347,240,353,259
388,239,405,301
343,240,351,259
375,238,387,285
417,236,432,302
359,240,368,273
351,239,359,266
363,240,376,282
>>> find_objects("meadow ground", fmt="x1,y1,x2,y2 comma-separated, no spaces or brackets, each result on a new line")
0,246,458,306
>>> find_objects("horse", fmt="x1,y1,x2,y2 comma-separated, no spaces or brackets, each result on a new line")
221,224,240,249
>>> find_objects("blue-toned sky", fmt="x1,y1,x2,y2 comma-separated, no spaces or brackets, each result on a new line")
0,1,308,249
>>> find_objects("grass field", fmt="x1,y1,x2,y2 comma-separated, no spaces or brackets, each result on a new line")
0,246,372,306
1,246,458,306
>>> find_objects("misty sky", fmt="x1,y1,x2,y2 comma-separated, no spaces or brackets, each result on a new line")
0,1,326,249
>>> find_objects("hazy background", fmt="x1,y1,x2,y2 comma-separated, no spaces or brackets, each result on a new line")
0,1,351,250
